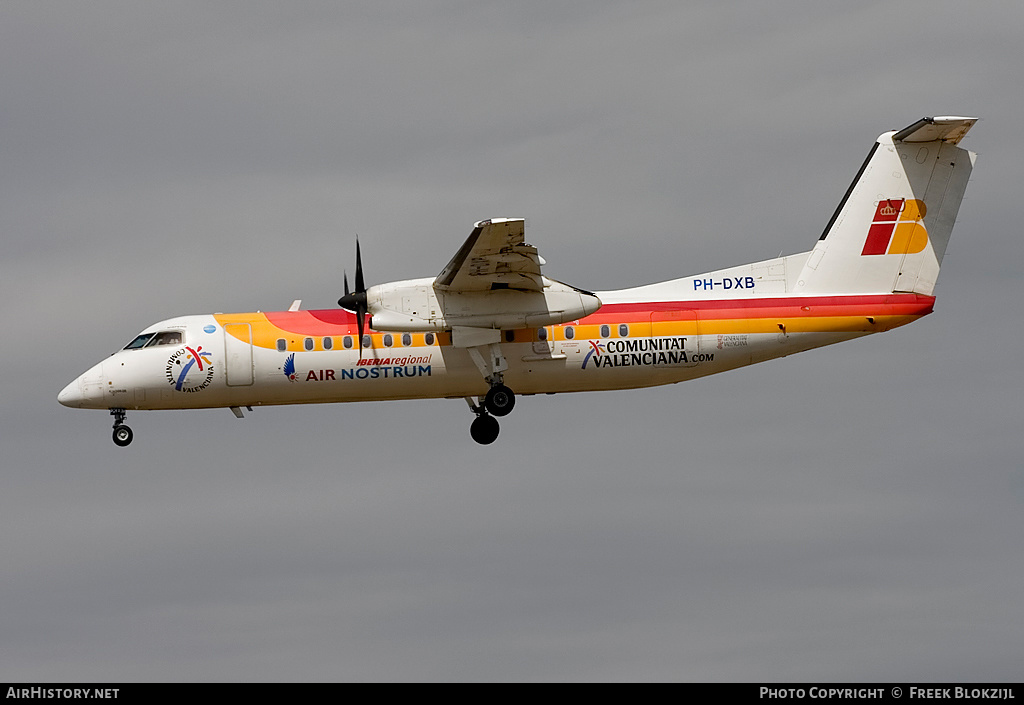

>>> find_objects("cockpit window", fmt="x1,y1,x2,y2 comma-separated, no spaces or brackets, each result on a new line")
149,331,183,347
123,331,183,350
124,333,155,350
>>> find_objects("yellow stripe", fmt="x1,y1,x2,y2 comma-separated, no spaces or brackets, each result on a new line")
215,312,924,351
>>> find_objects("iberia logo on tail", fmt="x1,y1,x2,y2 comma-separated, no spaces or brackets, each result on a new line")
861,199,928,256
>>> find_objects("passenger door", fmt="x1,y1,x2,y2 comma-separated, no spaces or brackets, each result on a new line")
224,323,254,386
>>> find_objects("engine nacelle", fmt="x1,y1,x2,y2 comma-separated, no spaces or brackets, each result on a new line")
365,278,602,332
365,279,440,331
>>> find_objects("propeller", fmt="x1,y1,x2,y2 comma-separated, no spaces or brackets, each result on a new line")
338,239,369,358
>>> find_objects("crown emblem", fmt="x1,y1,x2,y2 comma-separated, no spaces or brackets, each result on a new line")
879,203,897,216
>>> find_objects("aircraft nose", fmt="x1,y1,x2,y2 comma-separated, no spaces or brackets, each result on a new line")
57,378,84,408
58,362,107,409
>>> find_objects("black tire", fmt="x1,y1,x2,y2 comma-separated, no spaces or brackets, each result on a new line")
112,425,133,447
470,415,500,445
484,384,515,417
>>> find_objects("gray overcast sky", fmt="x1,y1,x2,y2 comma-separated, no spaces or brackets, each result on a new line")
3,1,1022,681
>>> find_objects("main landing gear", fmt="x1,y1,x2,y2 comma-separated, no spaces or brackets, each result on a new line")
110,408,133,447
457,331,519,444
469,407,499,444
465,383,517,445
484,383,515,417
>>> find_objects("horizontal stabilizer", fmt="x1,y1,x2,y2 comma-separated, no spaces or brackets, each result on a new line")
892,116,977,145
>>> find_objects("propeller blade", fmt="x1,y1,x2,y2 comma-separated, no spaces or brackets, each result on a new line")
338,238,370,360
354,239,365,294
356,307,365,360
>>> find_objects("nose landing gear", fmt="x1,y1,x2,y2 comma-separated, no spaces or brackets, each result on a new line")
110,408,133,447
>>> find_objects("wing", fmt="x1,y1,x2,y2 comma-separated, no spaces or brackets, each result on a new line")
433,218,544,293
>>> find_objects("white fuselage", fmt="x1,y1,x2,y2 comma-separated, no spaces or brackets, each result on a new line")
58,273,932,414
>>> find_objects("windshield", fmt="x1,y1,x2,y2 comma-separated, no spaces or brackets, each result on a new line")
123,333,155,350
122,330,184,350
149,331,183,346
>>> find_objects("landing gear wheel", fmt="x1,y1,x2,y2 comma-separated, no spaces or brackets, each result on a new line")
112,424,134,447
484,384,515,417
470,414,500,445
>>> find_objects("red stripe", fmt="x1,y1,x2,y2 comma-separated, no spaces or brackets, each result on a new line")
266,310,358,335
590,293,934,318
264,293,934,334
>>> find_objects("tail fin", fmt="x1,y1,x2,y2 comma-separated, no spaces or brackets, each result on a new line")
794,116,977,296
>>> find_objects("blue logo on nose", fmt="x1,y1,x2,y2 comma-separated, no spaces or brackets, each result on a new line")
204,325,216,334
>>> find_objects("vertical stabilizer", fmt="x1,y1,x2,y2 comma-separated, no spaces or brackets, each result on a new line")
795,117,977,296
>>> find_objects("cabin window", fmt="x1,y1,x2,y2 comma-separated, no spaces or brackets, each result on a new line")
600,324,610,339
424,332,435,346
564,326,575,340
402,333,412,347
304,337,314,351
361,334,371,349
619,324,629,337
276,339,287,352
323,336,333,350
343,336,353,349
383,334,393,347
124,333,155,350
505,330,515,342
537,327,548,341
